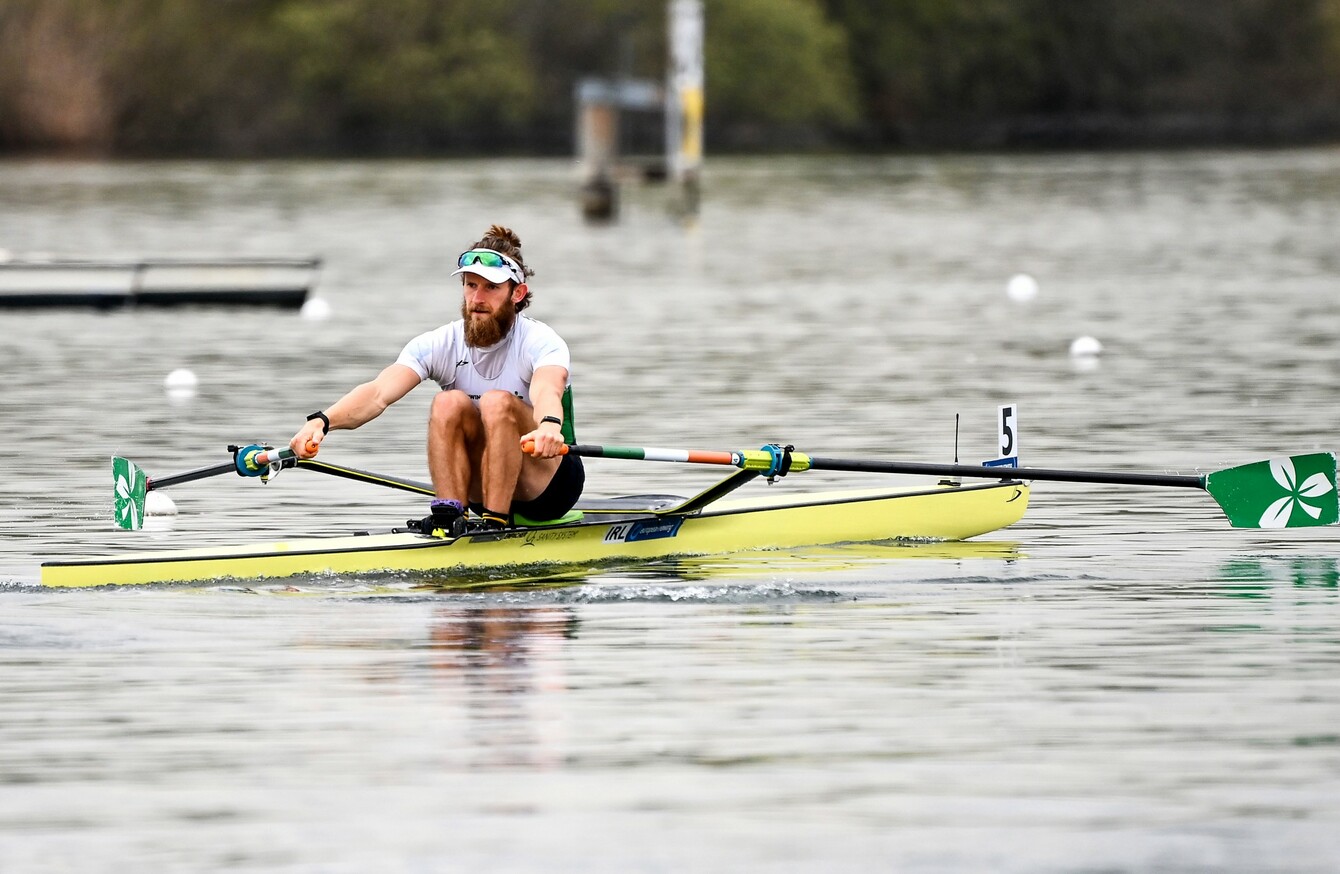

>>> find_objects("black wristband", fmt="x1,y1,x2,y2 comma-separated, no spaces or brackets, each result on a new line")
306,410,330,434
540,415,562,427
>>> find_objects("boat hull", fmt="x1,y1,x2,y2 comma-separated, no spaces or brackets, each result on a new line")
40,481,1029,587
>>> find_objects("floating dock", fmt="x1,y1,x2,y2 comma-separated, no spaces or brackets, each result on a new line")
0,258,321,308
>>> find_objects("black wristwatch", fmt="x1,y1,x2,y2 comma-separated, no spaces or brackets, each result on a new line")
306,411,330,434
540,415,563,427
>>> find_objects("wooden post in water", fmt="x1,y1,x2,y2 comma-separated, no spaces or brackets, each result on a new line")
576,79,620,221
666,0,704,215
575,77,663,222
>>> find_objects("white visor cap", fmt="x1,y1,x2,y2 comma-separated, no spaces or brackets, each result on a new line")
451,249,526,285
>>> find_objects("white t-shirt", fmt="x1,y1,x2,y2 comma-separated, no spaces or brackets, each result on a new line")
395,315,571,405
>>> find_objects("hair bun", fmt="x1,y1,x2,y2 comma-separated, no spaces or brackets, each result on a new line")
484,224,522,251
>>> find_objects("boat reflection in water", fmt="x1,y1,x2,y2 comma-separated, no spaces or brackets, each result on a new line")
408,538,1025,595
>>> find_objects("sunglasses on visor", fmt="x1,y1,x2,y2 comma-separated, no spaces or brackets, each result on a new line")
457,249,523,278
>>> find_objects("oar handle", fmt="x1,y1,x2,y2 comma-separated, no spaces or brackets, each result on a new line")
522,440,571,456
250,441,318,467
236,441,318,476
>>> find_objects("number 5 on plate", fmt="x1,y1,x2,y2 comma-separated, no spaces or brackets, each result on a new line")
996,404,1019,467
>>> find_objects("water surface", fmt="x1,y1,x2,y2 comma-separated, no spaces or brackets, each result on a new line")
1,151,1339,871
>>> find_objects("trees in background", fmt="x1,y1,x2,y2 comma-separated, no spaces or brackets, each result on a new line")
822,0,1340,145
1,0,1338,154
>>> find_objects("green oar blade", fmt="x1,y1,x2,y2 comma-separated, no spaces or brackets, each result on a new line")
1205,452,1338,528
112,456,148,530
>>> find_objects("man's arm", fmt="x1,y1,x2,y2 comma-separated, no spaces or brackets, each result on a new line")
289,363,423,457
520,365,569,458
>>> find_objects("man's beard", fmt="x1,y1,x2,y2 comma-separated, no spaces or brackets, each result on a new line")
462,296,517,347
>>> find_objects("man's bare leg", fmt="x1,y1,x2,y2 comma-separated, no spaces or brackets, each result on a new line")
477,390,561,516
427,390,483,503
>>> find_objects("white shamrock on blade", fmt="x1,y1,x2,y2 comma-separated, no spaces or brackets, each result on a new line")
1260,457,1335,528
115,473,139,529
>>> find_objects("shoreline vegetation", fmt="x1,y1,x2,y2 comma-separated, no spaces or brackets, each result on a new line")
3,0,1339,158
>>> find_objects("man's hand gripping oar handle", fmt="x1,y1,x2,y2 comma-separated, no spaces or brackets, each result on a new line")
235,445,318,477
522,440,569,456
233,441,319,477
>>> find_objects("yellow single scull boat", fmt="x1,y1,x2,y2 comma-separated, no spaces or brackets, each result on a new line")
41,473,1029,588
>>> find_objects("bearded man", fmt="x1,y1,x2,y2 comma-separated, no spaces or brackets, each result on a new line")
289,225,582,536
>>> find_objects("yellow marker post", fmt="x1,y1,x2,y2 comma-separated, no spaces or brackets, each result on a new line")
667,0,704,214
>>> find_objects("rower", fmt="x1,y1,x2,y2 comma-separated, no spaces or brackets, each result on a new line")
287,224,584,536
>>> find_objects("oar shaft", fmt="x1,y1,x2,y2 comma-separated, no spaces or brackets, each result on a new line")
149,461,236,491
805,457,1206,489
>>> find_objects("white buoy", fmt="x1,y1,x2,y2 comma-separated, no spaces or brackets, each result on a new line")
300,297,332,321
1006,273,1039,303
1069,335,1103,357
164,368,198,403
0,248,11,263
164,368,198,390
145,491,178,516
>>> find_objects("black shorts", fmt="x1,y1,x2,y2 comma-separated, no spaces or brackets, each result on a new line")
508,453,586,522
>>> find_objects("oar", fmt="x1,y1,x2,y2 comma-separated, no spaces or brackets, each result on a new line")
113,442,315,530
538,442,1339,529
